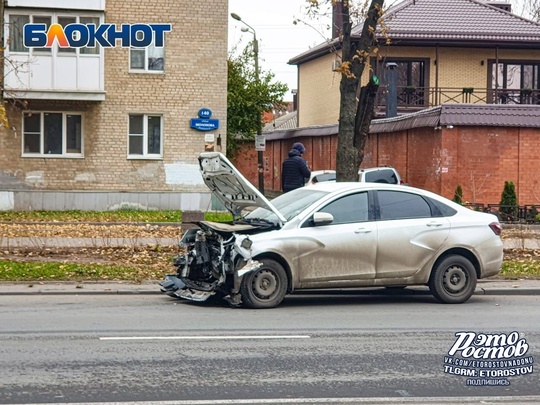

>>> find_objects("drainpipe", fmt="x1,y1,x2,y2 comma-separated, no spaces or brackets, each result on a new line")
385,62,398,118
495,46,499,101
435,45,439,106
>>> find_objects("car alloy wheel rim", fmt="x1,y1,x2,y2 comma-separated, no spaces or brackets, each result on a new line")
252,269,278,300
443,265,467,293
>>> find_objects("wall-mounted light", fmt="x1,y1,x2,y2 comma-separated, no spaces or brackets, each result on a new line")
481,60,485,66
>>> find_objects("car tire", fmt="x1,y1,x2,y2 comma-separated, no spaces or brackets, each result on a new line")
429,255,477,304
240,259,288,309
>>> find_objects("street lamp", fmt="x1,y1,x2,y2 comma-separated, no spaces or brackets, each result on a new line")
230,12,264,194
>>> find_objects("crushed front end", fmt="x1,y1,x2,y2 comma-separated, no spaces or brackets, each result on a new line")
159,221,270,306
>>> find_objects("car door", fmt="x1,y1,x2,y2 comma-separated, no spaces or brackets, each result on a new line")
295,191,377,288
374,190,450,278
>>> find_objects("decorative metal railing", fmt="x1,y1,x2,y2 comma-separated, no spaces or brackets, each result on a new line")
377,86,540,110
463,204,540,224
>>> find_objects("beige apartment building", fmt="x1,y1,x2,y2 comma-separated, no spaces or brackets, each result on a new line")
0,0,228,210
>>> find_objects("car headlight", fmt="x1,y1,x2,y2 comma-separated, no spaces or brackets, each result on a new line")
241,237,253,250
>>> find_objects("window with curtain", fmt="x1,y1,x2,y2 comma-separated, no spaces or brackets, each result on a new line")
23,112,83,156
130,31,165,72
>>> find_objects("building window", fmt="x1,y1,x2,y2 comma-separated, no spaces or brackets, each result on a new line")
7,13,101,56
130,31,165,72
23,112,83,156
374,59,428,107
490,60,540,104
128,115,162,158
9,14,52,53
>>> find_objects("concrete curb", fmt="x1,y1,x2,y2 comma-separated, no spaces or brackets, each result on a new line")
0,280,539,296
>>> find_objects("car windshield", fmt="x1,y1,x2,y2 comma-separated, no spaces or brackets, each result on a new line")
244,188,328,223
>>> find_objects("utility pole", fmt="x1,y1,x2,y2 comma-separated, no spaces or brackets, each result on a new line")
230,12,265,194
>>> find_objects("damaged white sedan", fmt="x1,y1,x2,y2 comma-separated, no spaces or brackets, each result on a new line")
159,152,503,309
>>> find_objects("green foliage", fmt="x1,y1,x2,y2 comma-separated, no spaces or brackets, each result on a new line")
452,185,463,204
227,44,288,157
526,205,540,223
2,256,538,282
0,260,147,282
501,259,540,279
0,210,182,223
499,181,518,219
204,211,233,222
0,210,231,223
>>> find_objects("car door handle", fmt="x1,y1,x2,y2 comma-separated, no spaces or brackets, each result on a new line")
427,221,444,227
354,228,372,234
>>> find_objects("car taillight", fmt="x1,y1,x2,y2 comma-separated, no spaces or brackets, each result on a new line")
489,222,502,236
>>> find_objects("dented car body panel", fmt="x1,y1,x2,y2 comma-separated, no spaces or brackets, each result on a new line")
160,152,504,308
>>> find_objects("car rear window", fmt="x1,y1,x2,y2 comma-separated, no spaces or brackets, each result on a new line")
426,197,458,217
312,173,336,183
365,169,398,184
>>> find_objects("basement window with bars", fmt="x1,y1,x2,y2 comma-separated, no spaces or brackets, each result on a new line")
128,114,163,158
22,112,83,157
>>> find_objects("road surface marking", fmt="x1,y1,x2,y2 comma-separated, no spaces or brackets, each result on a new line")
99,335,311,341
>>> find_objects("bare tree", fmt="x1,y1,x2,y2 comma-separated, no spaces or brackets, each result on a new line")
306,0,385,181
508,0,540,21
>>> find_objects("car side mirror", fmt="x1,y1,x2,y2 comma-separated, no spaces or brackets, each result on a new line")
312,212,334,225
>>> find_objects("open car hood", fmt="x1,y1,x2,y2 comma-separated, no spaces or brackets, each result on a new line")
198,152,287,225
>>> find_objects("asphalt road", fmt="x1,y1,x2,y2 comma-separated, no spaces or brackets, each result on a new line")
0,293,539,404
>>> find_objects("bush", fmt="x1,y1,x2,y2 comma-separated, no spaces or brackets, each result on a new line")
453,185,463,205
499,181,518,221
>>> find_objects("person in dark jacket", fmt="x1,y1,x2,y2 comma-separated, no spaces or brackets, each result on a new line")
281,142,311,192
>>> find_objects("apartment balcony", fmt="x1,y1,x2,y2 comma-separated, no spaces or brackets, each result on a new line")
4,2,106,102
4,53,106,101
376,86,540,115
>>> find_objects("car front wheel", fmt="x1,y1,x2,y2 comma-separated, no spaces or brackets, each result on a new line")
240,259,288,309
429,255,477,304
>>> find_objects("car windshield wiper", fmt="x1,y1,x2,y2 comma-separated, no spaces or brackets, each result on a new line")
245,217,275,225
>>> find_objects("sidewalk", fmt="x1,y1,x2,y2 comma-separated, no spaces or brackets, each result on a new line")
0,279,539,296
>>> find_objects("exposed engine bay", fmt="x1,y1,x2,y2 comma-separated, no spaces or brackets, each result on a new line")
159,220,276,306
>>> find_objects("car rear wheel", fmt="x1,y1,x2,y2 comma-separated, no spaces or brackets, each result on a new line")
429,255,477,304
240,259,288,309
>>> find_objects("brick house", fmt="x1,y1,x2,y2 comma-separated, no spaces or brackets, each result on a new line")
0,0,227,211
232,0,540,206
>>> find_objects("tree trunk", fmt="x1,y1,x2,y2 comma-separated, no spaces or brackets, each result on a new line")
336,0,385,182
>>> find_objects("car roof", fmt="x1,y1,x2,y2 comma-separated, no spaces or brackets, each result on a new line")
307,181,396,192
359,166,396,172
306,181,444,199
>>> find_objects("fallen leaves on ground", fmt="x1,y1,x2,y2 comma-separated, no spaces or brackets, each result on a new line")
0,223,182,238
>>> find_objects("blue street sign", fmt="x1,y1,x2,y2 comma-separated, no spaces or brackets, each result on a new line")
198,108,212,118
190,118,220,131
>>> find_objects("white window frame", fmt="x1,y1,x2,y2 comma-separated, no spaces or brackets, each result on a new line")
127,114,163,159
6,12,103,57
22,111,84,158
129,33,166,73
